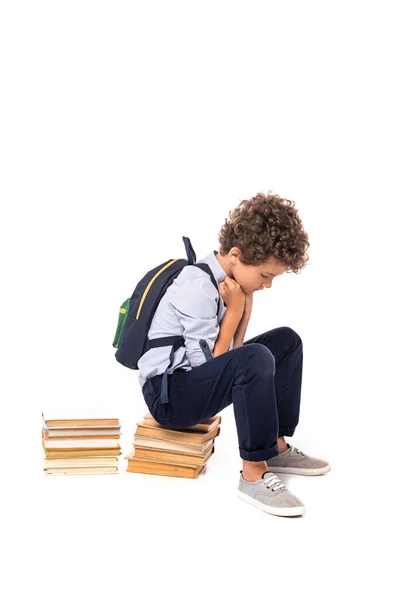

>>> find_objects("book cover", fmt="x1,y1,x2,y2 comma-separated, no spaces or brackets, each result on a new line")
42,414,120,428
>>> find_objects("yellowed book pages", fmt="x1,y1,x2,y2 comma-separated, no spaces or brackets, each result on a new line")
43,466,118,475
43,437,121,449
125,452,206,479
133,445,213,466
43,456,118,467
44,427,121,438
135,422,220,446
43,444,121,458
42,428,120,442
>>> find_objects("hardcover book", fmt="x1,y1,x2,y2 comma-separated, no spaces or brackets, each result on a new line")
125,451,206,479
43,456,118,467
133,434,214,455
43,427,121,438
43,444,122,458
135,421,220,446
44,466,118,475
42,416,120,428
142,413,221,433
133,445,213,466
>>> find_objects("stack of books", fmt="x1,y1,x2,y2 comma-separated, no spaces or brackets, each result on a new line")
42,414,121,475
125,413,221,479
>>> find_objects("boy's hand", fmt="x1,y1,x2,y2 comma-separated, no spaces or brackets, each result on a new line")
218,276,245,316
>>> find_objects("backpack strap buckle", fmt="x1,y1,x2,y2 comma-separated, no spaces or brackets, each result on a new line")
147,336,185,405
160,336,185,404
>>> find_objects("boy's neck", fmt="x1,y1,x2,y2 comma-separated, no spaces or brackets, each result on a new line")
215,252,233,278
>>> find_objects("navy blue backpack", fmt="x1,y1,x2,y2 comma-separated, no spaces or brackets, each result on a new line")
113,237,220,403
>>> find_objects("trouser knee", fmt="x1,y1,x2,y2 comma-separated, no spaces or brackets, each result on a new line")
236,342,275,375
279,326,302,350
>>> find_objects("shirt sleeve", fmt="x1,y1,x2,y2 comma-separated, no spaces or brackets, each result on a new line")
169,276,219,368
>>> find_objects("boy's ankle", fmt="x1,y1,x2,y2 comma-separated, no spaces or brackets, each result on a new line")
242,472,267,482
278,436,289,453
242,460,268,482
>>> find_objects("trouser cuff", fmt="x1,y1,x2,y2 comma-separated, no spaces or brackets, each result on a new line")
279,428,296,437
239,443,279,462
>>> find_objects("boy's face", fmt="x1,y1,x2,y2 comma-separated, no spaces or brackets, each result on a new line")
228,248,287,294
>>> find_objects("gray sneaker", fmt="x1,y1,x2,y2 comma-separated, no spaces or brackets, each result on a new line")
266,444,331,475
237,470,305,517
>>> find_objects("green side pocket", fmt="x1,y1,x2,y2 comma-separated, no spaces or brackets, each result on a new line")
112,298,130,348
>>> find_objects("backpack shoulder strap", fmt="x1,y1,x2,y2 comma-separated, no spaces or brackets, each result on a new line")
194,263,221,314
182,236,196,265
182,236,221,314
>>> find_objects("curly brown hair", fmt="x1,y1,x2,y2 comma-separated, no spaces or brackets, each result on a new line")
218,191,310,274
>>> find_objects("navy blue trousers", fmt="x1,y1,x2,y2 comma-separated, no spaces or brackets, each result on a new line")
141,326,303,462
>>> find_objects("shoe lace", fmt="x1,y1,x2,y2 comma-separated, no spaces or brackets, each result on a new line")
262,473,285,491
291,446,306,457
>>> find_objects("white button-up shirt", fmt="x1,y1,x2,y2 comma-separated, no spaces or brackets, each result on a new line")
137,251,232,389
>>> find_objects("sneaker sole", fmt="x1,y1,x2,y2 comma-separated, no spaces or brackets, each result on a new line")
267,464,331,476
237,489,306,517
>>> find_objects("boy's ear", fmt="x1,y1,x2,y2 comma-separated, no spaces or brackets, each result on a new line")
230,247,242,262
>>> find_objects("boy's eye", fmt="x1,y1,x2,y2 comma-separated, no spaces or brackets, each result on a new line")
261,274,269,279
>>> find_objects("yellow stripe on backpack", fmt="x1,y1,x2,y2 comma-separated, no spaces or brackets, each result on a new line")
136,259,180,319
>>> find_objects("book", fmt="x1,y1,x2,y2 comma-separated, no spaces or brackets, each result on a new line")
125,452,206,479
133,434,214,455
42,416,120,428
43,456,118,467
135,421,220,446
142,413,221,433
133,445,213,466
44,466,118,475
42,429,120,441
43,427,121,438
42,435,121,450
43,445,122,458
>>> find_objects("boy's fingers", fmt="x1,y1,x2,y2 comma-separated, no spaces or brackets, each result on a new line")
225,276,241,290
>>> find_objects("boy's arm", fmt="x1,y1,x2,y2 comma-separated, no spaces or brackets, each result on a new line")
170,277,220,368
232,314,251,349
232,292,253,348
213,308,242,358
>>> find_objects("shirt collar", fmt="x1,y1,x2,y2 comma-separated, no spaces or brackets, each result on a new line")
196,250,228,283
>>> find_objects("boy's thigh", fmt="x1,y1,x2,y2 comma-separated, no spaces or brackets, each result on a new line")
153,344,264,429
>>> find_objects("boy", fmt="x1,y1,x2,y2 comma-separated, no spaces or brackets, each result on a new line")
139,191,330,517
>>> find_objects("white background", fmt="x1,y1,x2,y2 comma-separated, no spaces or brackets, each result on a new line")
1,1,399,598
